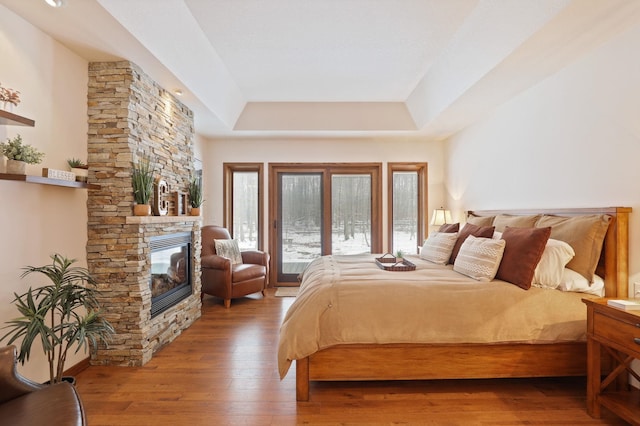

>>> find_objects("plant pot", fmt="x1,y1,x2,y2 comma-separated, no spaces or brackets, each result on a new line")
133,204,152,216
71,167,88,182
190,207,201,216
6,159,26,174
44,376,76,386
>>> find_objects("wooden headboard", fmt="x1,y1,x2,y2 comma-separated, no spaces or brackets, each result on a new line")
466,207,631,298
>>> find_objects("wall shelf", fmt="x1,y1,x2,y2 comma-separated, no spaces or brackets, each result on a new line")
0,173,99,189
0,110,35,126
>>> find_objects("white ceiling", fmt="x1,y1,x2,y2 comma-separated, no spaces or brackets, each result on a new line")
2,0,640,139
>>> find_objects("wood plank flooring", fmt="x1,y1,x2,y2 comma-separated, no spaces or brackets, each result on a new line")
75,289,628,425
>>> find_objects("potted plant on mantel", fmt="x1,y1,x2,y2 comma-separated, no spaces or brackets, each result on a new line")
188,177,203,216
132,156,155,216
1,254,114,385
0,134,44,175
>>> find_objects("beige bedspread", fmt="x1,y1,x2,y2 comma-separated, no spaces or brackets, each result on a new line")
278,254,594,378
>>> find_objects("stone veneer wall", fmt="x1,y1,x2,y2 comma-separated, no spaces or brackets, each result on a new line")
86,61,201,366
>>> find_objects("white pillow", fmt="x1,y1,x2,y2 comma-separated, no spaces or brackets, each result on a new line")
214,239,243,265
558,268,605,296
531,238,575,289
453,235,506,281
420,232,458,265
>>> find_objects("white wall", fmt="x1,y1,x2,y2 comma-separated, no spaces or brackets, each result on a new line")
0,5,90,381
200,136,446,251
445,20,640,293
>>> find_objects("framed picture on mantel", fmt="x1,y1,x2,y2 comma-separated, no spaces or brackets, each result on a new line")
174,191,187,215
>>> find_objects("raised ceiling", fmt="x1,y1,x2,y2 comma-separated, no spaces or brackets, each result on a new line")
2,0,640,138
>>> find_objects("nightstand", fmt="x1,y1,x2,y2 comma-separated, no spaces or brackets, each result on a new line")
583,298,640,424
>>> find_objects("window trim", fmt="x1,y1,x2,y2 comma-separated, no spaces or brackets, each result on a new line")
223,163,264,251
387,163,428,254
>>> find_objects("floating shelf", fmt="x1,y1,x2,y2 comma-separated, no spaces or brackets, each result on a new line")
0,110,35,126
0,173,99,189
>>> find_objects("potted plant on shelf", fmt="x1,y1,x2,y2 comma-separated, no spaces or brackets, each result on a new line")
0,134,44,175
131,156,155,216
67,158,88,182
188,177,203,216
0,254,114,385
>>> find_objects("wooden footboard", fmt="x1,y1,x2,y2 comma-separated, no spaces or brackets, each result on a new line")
296,342,587,401
293,207,630,402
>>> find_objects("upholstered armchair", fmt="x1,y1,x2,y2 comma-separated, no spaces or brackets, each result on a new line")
0,346,86,425
201,225,269,308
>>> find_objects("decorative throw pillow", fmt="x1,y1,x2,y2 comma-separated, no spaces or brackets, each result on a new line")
466,214,494,227
438,223,460,233
495,226,551,290
214,239,243,265
492,214,541,232
453,235,506,281
449,223,495,265
420,232,459,265
535,214,611,282
531,238,575,289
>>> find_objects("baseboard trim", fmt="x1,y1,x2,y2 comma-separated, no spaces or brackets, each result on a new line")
65,356,90,377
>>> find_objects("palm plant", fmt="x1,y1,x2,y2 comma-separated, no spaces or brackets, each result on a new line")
1,254,114,384
132,156,155,205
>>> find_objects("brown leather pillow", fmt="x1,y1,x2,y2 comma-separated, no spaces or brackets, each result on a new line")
449,223,495,264
438,223,460,233
495,226,551,290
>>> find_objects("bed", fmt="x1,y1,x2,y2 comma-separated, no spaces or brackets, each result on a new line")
278,207,631,401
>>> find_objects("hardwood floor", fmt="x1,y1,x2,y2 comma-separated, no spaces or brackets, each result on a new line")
75,289,627,425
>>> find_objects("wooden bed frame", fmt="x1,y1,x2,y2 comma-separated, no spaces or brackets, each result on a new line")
294,207,631,401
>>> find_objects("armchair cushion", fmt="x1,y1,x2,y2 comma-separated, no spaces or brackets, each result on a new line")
232,264,267,283
214,239,243,265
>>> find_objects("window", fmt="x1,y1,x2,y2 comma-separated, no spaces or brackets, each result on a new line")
223,163,264,250
388,163,428,255
269,163,382,284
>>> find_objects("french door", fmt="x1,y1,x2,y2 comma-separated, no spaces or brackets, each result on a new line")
269,163,382,285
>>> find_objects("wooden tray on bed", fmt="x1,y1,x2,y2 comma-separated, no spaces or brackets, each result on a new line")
375,254,416,271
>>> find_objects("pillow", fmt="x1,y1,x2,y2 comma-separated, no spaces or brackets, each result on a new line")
531,238,575,289
535,214,611,282
420,232,459,265
492,214,540,232
466,214,494,227
214,239,243,265
557,268,605,296
438,223,460,233
449,223,495,264
453,235,505,281
495,226,551,290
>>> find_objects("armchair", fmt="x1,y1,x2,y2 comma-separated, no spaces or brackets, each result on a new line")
0,345,86,426
201,225,269,308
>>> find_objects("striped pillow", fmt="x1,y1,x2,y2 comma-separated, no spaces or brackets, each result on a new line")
420,232,458,265
453,235,505,281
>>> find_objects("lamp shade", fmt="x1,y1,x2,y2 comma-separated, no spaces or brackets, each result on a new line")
430,208,452,226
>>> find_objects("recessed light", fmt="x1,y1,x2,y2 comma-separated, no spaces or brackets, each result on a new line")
44,0,65,7
174,89,183,96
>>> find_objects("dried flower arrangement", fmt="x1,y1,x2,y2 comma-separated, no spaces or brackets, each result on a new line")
0,83,21,107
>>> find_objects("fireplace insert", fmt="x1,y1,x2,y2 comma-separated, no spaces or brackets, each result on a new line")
150,232,192,317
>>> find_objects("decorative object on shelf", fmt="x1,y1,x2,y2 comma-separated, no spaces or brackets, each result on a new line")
188,177,203,216
42,167,75,182
131,155,155,216
173,191,187,215
0,82,20,111
0,134,44,175
395,249,405,262
0,254,114,385
66,158,88,182
153,177,169,216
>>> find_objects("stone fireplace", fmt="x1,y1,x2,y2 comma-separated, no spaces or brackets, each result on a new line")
86,61,202,366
